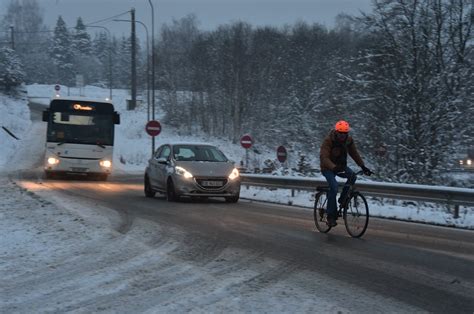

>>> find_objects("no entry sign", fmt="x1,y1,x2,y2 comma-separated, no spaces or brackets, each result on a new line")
277,145,287,162
240,134,253,149
146,120,161,137
54,84,60,91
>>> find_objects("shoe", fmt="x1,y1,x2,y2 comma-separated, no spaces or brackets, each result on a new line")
327,216,337,227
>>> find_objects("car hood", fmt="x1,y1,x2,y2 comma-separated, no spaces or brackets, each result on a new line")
175,161,235,178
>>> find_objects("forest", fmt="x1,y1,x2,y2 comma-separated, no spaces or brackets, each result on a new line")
1,0,472,184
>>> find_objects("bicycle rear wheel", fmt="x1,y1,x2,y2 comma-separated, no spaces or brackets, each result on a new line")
314,191,331,233
343,192,369,238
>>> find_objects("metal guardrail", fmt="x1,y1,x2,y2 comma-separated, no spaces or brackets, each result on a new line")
240,174,474,207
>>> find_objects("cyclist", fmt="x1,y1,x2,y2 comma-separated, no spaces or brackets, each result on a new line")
320,120,372,227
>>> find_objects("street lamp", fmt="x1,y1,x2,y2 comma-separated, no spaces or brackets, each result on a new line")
85,25,113,100
113,19,150,121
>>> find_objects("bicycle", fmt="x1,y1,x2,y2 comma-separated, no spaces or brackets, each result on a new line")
313,170,369,238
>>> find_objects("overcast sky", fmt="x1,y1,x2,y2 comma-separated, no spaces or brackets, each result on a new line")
34,0,373,39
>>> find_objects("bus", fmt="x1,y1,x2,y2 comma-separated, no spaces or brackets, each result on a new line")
42,97,120,180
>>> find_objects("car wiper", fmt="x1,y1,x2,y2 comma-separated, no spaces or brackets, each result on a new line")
96,143,106,148
57,141,65,146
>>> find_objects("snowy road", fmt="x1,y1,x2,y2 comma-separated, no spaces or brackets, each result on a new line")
1,170,473,313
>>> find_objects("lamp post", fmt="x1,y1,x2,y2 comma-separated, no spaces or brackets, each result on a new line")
113,19,150,121
85,25,113,100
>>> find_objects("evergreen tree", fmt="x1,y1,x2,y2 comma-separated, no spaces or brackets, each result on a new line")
0,47,25,92
51,16,75,86
73,17,92,55
116,36,132,88
1,0,50,84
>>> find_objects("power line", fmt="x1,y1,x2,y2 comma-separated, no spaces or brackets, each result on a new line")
2,10,132,35
85,10,131,26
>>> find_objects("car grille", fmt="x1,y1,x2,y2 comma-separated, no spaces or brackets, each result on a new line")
195,177,228,190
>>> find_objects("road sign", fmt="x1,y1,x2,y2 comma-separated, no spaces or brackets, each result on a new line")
54,84,60,91
277,145,287,162
146,120,161,137
240,134,253,149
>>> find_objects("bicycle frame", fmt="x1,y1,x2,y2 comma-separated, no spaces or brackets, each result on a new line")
314,170,370,238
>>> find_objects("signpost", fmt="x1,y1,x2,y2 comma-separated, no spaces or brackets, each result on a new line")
277,145,287,163
146,120,161,157
240,134,253,169
146,120,161,137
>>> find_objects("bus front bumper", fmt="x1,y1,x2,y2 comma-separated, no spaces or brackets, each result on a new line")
45,156,112,175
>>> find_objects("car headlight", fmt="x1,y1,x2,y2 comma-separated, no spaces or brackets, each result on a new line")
468,159,472,166
100,160,112,168
175,166,193,178
47,157,60,165
460,160,464,165
228,168,239,180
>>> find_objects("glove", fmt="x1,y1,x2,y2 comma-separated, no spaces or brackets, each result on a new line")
361,166,373,176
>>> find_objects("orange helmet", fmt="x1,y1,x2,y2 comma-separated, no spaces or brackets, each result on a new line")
335,120,350,133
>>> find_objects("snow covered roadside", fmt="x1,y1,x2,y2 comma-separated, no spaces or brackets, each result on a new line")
0,94,31,168
241,186,474,229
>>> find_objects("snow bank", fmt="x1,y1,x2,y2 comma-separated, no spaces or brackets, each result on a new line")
0,94,31,170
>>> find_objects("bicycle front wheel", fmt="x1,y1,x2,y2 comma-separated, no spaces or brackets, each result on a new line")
314,191,331,233
343,192,369,238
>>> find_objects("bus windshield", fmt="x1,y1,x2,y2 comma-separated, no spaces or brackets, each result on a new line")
47,112,114,146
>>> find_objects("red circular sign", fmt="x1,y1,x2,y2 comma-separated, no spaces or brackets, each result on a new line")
54,84,60,91
146,120,161,136
240,134,253,149
277,145,287,162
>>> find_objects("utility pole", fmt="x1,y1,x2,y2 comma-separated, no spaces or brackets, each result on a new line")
130,8,137,110
148,0,156,155
10,26,14,50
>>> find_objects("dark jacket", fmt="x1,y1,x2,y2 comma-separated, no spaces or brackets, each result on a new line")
320,130,365,171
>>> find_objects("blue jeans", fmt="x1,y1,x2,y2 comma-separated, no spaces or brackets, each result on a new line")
321,167,356,219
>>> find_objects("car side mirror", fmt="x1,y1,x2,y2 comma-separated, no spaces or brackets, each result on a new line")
114,112,120,125
42,110,50,122
157,157,168,164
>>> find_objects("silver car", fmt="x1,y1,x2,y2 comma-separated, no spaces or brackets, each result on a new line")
144,143,241,202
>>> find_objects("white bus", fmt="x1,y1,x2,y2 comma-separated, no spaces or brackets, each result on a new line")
42,97,120,180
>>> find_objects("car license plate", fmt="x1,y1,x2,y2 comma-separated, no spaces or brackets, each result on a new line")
71,167,88,172
201,180,223,187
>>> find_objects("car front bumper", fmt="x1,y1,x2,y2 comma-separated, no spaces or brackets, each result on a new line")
173,175,241,197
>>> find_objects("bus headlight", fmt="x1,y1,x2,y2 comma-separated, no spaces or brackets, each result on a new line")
468,159,472,166
228,168,240,180
47,157,60,165
100,160,112,168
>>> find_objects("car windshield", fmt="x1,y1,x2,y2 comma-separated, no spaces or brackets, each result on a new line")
173,145,228,162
